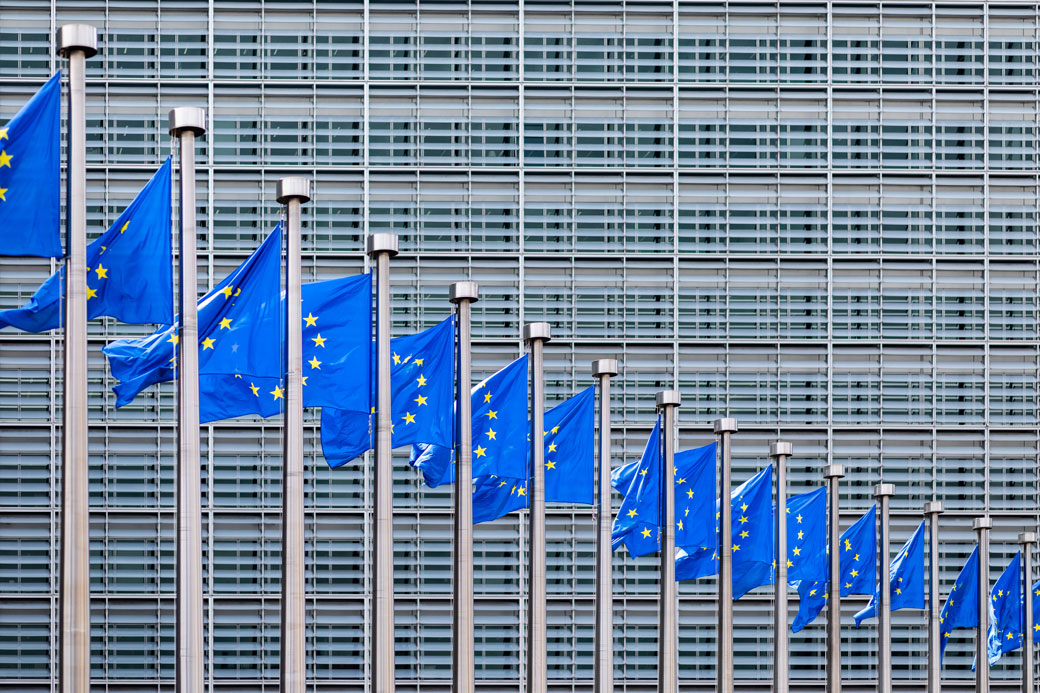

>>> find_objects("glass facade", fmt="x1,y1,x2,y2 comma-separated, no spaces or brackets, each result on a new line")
0,2,1037,691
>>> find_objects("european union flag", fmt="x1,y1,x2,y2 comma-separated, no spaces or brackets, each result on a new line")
986,552,1022,666
939,545,980,662
0,159,173,331
0,72,61,257
790,506,878,632
786,488,828,584
104,225,282,419
320,316,452,469
674,442,718,555
674,465,774,600
611,419,661,557
855,521,926,627
1032,578,1040,641
410,354,529,487
471,386,595,524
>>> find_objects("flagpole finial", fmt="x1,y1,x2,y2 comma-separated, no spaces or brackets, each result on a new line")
449,281,479,303
1020,532,1037,544
972,516,993,531
655,390,680,408
276,177,311,204
924,500,944,515
523,322,551,343
168,107,207,136
713,417,737,433
874,483,895,498
56,24,98,58
591,358,618,377
824,463,845,479
366,232,399,258
769,440,792,457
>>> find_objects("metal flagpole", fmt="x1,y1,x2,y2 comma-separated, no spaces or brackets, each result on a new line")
770,441,793,693
713,417,738,693
56,24,96,693
875,483,895,693
168,106,206,693
1021,531,1036,693
524,322,551,693
592,359,618,693
450,281,479,693
973,516,992,693
368,232,399,693
657,391,681,693
277,177,310,692
824,463,845,693
924,501,944,693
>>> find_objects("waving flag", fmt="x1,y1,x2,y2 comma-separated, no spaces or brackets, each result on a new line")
939,545,980,661
786,488,828,584
472,386,595,524
855,521,926,627
986,552,1023,666
1,159,173,331
320,315,451,468
610,419,661,557
0,72,61,257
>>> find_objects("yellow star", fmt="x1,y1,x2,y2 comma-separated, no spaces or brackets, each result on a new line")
485,428,496,440
1035,624,1040,632
474,445,487,458
0,127,7,140
677,477,686,485
301,376,308,386
250,383,259,396
312,333,326,347
732,544,740,552
219,317,232,330
641,528,652,538
308,356,321,369
677,520,684,530
201,337,215,350
627,509,637,518
484,392,492,403
792,547,801,556
640,468,648,476
94,264,108,279
119,220,129,233
517,486,526,497
686,489,694,498
796,514,803,523
0,187,6,202
1008,632,1015,640
740,530,749,538
414,394,428,407
738,515,748,524
220,285,233,298
787,560,794,567
403,412,416,424
895,588,902,595
486,409,497,420
797,530,804,540
414,358,423,366
810,589,817,597
850,569,859,578
271,385,284,400
740,503,748,512
303,313,318,327
546,460,555,470
416,374,427,387
551,426,559,434
0,150,12,168
87,286,97,299
845,539,852,551
167,333,179,345
548,442,557,453
392,352,401,365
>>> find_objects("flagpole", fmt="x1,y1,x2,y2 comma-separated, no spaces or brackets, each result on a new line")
168,106,207,693
450,281,479,693
713,417,738,693
524,322,551,693
973,516,992,693
1021,531,1036,693
277,177,310,692
56,24,96,693
592,359,619,693
368,232,399,693
924,501,944,693
874,483,895,693
657,390,681,693
770,441,793,693
824,463,845,693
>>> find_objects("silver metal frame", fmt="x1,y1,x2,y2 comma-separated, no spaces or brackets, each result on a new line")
924,501,944,693
824,463,846,693
973,516,993,693
713,417,737,693
657,389,680,693
770,440,793,693
592,358,619,693
874,483,895,693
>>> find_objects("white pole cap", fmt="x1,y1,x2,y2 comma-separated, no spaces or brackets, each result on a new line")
366,233,399,258
591,359,618,377
655,390,680,408
57,24,98,58
522,322,551,343
168,106,207,136
769,441,793,458
449,281,479,303
276,177,311,204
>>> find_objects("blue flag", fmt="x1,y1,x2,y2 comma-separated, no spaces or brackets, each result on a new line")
855,521,926,627
320,316,453,468
610,419,662,557
472,386,595,523
939,545,980,662
1032,578,1040,639
0,159,173,331
987,552,1023,666
674,465,774,599
791,505,878,632
674,442,718,555
786,488,828,584
0,72,61,257
409,354,529,488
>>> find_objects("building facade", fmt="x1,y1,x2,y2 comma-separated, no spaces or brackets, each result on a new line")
0,1,1038,691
